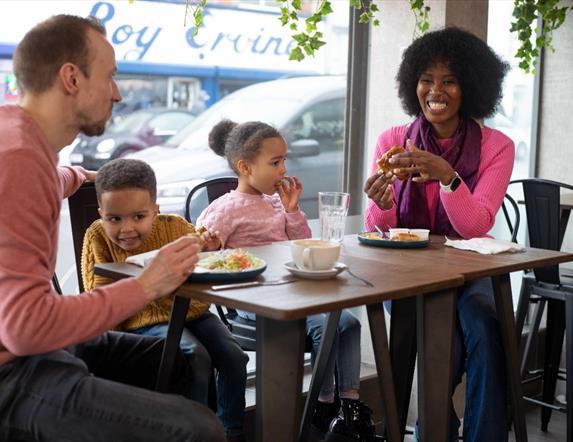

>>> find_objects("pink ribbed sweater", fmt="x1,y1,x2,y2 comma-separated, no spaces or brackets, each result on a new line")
196,190,312,248
364,124,515,238
0,105,149,365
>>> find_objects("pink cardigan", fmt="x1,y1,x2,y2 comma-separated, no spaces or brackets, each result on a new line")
0,105,149,365
196,190,311,248
364,124,515,238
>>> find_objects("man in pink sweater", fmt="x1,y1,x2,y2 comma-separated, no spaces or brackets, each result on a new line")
0,15,224,442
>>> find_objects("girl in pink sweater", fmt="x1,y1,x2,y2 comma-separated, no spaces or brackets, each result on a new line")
198,120,380,441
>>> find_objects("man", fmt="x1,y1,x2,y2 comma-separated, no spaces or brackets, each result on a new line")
0,14,225,441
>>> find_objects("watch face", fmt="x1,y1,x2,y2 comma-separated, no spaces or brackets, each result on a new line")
451,175,462,191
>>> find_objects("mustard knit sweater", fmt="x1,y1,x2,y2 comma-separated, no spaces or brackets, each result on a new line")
81,214,209,331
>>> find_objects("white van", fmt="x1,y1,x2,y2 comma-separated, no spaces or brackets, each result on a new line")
129,75,346,219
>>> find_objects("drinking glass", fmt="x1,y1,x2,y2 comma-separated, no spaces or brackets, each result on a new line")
318,192,350,243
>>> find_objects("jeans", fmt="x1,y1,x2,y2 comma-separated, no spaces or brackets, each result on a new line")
406,278,508,442
238,309,361,396
132,312,248,437
0,332,225,442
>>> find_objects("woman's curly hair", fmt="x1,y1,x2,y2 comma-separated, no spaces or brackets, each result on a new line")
209,119,281,174
396,27,509,119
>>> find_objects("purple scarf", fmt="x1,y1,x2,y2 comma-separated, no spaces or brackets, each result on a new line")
393,114,481,236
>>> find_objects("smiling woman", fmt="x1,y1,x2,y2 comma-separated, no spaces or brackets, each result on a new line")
363,27,515,442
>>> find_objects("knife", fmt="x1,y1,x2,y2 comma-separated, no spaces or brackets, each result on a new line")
211,281,263,291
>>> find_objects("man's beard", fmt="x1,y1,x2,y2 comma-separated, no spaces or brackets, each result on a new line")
80,119,107,137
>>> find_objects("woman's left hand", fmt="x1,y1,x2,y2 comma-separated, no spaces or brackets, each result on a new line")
278,176,303,213
389,140,456,184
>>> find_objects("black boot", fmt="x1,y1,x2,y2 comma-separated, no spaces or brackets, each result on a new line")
312,399,341,434
325,399,383,442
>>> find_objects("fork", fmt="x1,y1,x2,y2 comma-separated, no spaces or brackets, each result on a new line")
211,277,296,291
344,267,374,287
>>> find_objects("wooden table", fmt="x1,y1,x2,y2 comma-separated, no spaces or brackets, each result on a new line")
341,234,573,442
96,242,464,442
95,237,573,442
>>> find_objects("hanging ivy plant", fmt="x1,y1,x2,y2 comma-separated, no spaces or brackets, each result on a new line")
173,0,570,72
510,0,573,73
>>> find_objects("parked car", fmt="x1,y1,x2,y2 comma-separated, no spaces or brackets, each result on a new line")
128,76,346,218
69,107,195,170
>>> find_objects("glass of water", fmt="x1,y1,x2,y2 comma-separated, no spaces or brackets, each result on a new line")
318,192,350,243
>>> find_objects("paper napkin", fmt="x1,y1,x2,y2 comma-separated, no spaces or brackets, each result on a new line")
444,237,526,255
125,249,159,267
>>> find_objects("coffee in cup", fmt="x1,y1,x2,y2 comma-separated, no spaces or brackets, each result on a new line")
291,239,341,271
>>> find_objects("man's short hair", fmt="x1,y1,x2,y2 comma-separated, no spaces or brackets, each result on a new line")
96,159,157,202
13,15,105,95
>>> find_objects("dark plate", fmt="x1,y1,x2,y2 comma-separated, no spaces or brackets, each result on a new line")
187,251,267,283
357,233,429,249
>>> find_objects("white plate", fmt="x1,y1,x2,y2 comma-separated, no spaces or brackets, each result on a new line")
283,261,347,280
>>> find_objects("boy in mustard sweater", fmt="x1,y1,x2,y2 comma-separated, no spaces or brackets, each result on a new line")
82,158,248,442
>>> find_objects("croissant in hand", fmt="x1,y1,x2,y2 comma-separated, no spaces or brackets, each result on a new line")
376,145,408,180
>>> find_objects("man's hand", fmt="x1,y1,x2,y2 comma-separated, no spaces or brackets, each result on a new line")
278,176,303,213
136,236,200,300
84,170,97,182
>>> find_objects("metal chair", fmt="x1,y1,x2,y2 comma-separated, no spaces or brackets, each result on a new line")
501,192,521,244
511,178,573,441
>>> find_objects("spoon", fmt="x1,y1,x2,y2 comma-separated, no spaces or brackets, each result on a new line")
374,225,385,238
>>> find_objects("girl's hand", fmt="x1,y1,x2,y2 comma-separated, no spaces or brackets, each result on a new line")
364,171,396,210
200,228,222,251
389,139,456,184
278,176,303,213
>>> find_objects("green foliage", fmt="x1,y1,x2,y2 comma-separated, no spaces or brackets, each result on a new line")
510,0,572,73
175,0,571,72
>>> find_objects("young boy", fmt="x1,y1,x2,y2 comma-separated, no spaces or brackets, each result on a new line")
82,158,248,442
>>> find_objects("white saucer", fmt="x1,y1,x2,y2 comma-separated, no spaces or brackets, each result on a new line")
283,261,347,280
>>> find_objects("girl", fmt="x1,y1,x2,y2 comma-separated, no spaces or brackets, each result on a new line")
197,119,379,441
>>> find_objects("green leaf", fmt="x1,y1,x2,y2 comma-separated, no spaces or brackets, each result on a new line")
289,46,305,61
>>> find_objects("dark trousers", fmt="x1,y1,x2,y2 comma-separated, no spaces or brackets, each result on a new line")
0,332,225,442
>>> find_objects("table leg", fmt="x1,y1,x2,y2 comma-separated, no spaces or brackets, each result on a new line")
367,302,401,442
155,295,190,392
492,274,528,442
390,297,417,439
299,311,341,442
256,317,306,442
417,289,456,442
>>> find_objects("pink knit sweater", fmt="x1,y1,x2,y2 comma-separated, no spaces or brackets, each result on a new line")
364,124,515,238
0,105,149,365
196,190,312,248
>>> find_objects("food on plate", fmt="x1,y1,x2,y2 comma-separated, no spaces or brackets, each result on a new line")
362,232,384,240
391,232,421,242
376,145,405,174
198,249,264,272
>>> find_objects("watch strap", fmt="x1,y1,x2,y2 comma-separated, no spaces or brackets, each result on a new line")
440,172,461,193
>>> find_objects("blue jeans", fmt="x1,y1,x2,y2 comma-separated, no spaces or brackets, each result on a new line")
403,278,508,442
238,309,361,396
0,332,225,442
132,312,248,437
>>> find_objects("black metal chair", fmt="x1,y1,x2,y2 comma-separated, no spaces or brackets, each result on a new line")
511,178,573,441
502,192,521,244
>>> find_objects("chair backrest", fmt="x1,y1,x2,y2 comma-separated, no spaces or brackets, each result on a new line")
68,181,100,293
501,193,520,243
184,177,238,224
510,178,573,284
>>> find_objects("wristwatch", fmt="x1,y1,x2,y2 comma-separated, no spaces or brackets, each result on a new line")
440,172,462,193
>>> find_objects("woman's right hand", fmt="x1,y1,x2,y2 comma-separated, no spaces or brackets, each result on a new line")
135,236,200,300
364,171,396,210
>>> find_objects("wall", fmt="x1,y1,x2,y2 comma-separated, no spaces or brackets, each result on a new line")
537,0,573,254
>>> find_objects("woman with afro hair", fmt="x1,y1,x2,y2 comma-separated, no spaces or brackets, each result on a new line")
363,27,513,442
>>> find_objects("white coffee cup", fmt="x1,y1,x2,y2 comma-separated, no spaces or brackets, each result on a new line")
291,239,341,271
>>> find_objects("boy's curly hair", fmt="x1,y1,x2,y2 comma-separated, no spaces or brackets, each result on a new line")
396,27,509,119
96,159,157,202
